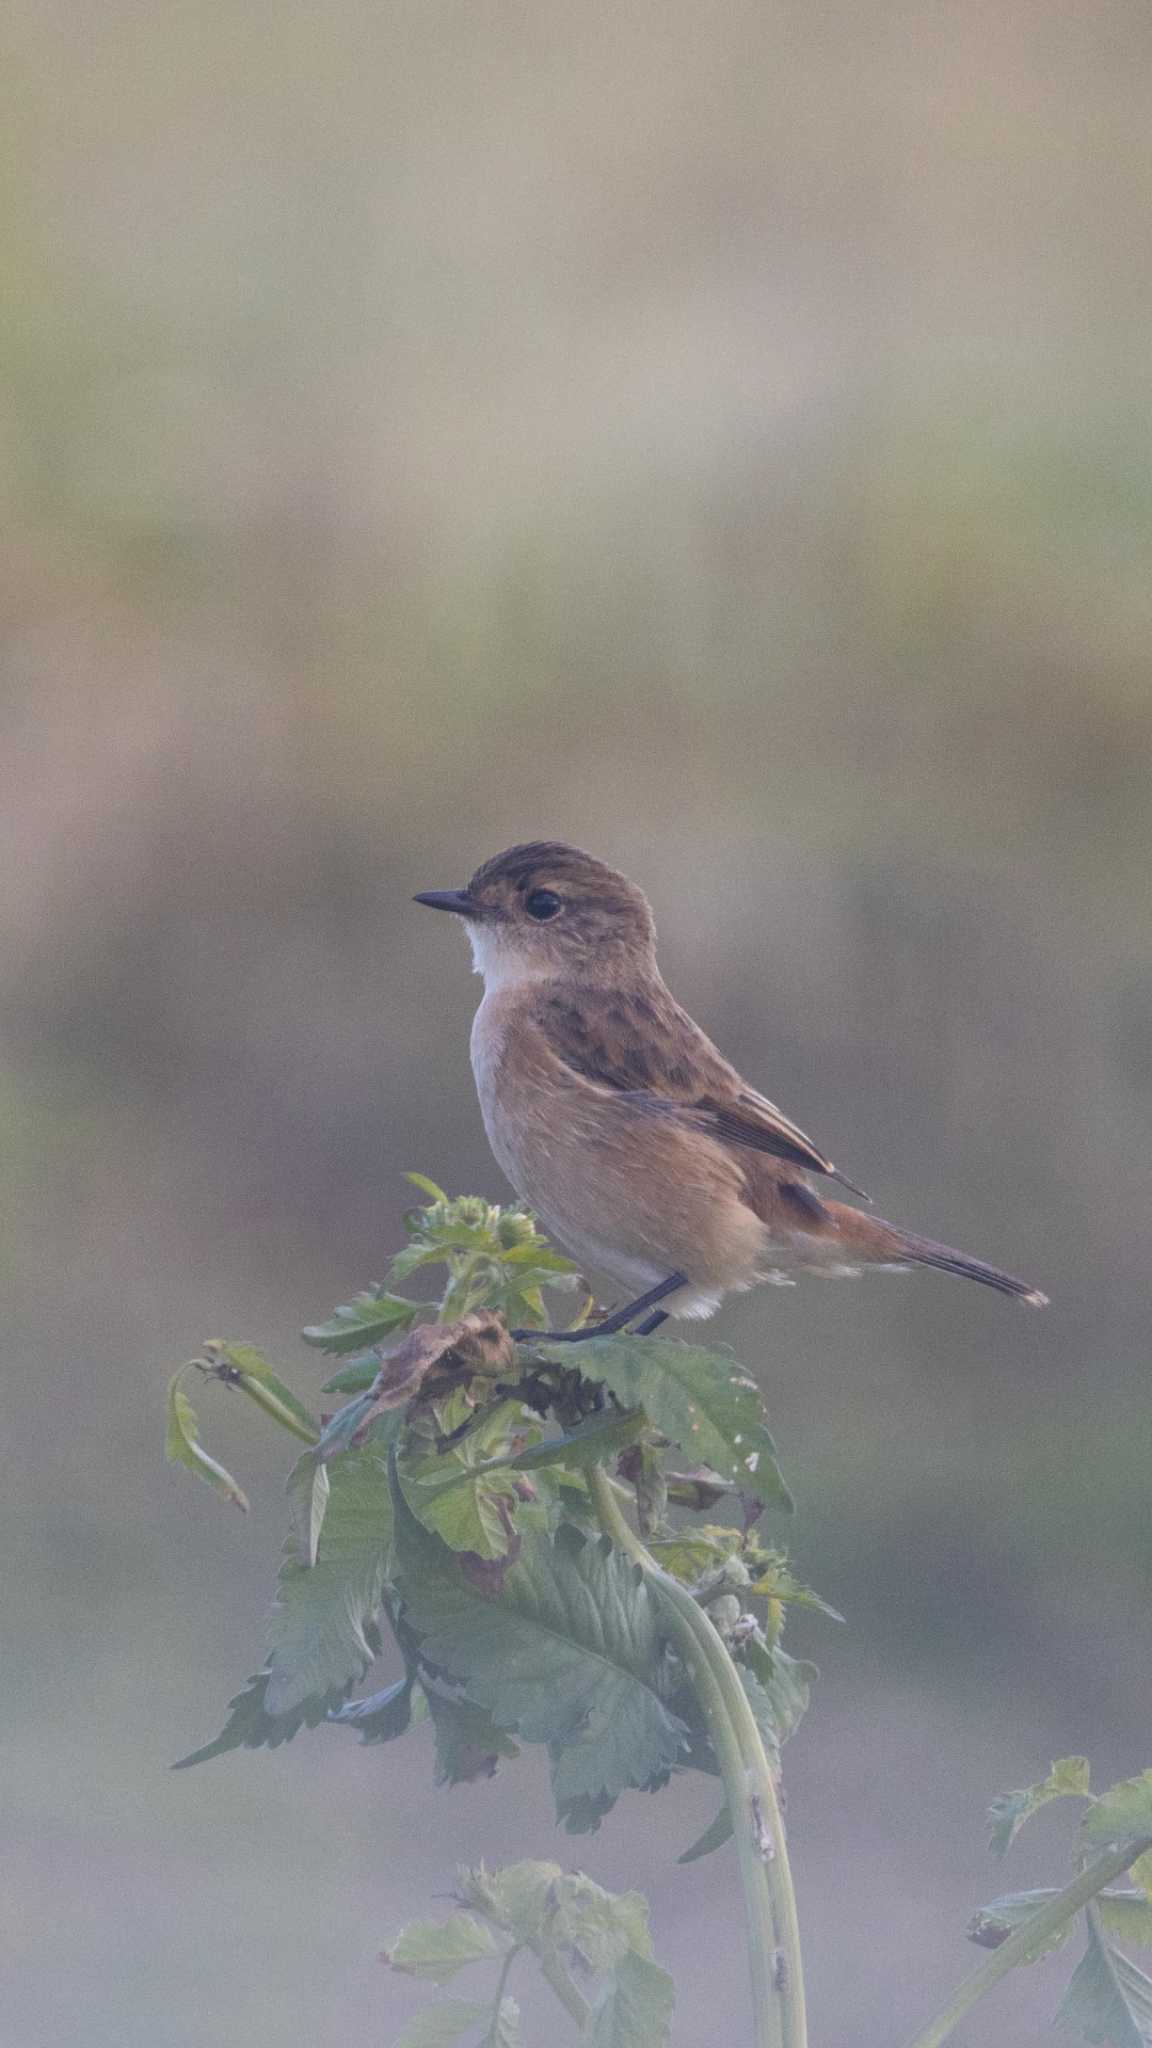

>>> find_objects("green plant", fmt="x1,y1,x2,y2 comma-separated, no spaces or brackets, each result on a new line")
168,1186,1152,2046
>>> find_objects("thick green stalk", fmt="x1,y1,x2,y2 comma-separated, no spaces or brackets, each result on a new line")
900,1836,1152,2048
589,1465,807,2048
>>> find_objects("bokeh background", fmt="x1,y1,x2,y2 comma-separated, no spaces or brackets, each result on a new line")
4,4,1152,2043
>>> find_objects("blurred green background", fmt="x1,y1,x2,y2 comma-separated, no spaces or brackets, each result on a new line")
3,3,1151,2042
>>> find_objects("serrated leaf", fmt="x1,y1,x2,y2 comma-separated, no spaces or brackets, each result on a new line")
989,1757,1092,1856
264,1437,400,1716
746,1557,844,1624
589,1952,675,2048
1056,1917,1152,2045
414,1471,521,1561
406,1399,534,1560
678,1803,734,1864
328,1674,416,1744
172,1670,325,1767
550,1874,652,1971
457,1860,563,1940
388,1241,474,1285
302,1289,419,1354
539,1338,792,1514
165,1374,250,1512
389,1457,689,1821
1084,1775,1152,1857
424,1688,520,1784
498,1242,578,1273
739,1645,816,1759
394,1998,492,2047
387,1914,501,1984
175,1432,399,1763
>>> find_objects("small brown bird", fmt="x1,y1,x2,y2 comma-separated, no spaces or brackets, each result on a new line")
415,842,1047,1338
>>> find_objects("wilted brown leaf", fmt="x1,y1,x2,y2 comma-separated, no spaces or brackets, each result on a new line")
350,1312,516,1438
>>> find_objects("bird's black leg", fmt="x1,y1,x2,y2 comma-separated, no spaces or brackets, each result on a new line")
511,1272,684,1345
631,1309,669,1336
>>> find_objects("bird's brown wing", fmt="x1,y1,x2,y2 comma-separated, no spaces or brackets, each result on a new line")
533,986,865,1192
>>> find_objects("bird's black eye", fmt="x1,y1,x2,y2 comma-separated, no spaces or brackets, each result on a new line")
525,888,563,922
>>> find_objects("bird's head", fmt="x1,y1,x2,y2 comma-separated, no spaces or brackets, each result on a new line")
415,841,656,988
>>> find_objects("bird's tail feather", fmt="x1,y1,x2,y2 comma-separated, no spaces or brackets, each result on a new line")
891,1228,1048,1307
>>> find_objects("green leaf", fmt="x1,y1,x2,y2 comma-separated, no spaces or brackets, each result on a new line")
457,1860,563,1940
989,1757,1092,1856
538,1338,792,1514
589,1952,675,2048
172,1670,323,1767
389,1457,689,1823
413,1470,520,1561
1106,1892,1152,1947
498,1241,578,1273
746,1554,844,1624
322,1352,383,1394
967,1889,1081,1962
302,1289,419,1354
550,1874,652,1971
428,1410,646,1492
648,1531,735,1582
165,1373,250,1512
175,1432,399,1763
316,1384,405,1459
208,1342,320,1440
328,1674,416,1744
481,1997,519,2048
264,1437,398,1716
1084,1774,1152,1855
288,1453,331,1567
405,1172,450,1203
969,1889,1152,1960
425,1689,520,1785
394,1999,492,2047
1055,1917,1152,2045
405,1399,536,1559
678,1804,734,1864
387,1914,501,1984
739,1645,816,1760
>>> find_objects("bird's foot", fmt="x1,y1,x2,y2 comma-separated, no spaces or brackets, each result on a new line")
510,1273,684,1345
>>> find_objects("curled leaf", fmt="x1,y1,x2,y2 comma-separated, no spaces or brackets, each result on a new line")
165,1372,249,1512
989,1757,1092,1857
323,1315,518,1457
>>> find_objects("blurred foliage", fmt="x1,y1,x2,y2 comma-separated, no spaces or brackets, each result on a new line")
3,2,1152,2042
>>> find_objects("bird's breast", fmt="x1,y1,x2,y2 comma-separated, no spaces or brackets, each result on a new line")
469,992,536,1186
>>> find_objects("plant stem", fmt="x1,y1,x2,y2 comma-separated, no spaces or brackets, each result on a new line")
589,1464,807,2048
538,1949,592,2029
487,1942,522,2037
440,1251,484,1321
899,1835,1152,2048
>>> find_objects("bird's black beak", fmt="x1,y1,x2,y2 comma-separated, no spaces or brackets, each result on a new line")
413,888,474,917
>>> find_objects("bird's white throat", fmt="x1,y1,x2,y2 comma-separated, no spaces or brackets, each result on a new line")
466,921,555,991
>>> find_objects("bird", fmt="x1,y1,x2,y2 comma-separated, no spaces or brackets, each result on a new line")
414,841,1047,1339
